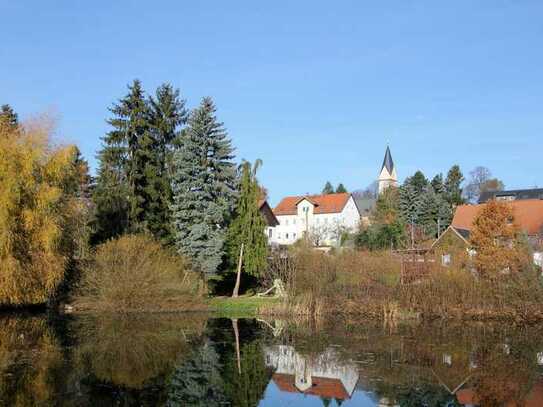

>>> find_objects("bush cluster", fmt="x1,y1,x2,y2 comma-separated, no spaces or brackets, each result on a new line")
75,234,205,312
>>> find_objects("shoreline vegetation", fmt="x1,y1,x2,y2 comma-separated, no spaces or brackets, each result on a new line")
2,93,542,325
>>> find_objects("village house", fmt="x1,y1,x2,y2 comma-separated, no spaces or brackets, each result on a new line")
268,146,398,247
258,199,279,242
270,192,360,246
433,199,543,268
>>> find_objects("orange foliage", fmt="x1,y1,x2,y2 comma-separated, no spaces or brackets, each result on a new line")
0,120,87,305
470,200,531,277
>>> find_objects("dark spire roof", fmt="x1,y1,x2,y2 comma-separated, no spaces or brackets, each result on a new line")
381,146,394,174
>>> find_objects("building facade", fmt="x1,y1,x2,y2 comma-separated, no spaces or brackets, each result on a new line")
270,193,360,246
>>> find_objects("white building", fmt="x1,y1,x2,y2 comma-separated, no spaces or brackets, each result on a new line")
270,192,360,246
268,146,397,246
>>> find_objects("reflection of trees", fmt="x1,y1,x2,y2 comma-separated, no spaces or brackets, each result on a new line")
166,341,227,406
166,318,272,407
276,319,543,406
0,316,64,407
72,314,206,390
223,340,272,407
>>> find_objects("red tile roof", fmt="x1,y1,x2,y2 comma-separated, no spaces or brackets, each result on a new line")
272,373,351,400
273,193,351,216
452,199,543,236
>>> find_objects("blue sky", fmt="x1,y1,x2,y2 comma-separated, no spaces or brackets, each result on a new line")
1,1,542,204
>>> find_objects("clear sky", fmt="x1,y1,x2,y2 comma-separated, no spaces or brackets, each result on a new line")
2,1,542,204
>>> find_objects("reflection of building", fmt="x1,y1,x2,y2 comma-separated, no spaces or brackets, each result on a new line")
264,345,359,400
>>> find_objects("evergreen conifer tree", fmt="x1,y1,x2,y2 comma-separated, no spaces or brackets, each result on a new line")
399,183,421,225
335,183,347,193
445,165,464,206
322,181,334,194
226,160,268,278
0,104,18,130
170,97,236,276
430,174,445,195
92,80,150,242
408,170,428,194
146,83,188,242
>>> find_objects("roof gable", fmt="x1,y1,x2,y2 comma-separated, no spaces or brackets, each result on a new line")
274,193,351,216
452,199,543,236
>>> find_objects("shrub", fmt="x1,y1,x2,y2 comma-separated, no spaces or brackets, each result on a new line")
0,120,88,306
75,234,205,312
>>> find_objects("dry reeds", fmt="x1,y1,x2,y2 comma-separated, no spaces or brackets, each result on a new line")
262,247,543,322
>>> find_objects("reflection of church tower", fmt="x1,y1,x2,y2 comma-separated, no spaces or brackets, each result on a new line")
378,146,397,195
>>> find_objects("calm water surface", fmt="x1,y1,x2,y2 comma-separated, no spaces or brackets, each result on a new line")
1,313,542,406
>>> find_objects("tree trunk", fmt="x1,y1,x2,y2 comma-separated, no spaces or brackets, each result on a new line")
232,318,241,374
232,243,244,298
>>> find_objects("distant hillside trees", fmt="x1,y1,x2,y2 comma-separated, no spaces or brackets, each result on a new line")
170,97,237,276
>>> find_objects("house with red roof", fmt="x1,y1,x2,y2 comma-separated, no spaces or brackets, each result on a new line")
432,199,543,268
270,192,360,246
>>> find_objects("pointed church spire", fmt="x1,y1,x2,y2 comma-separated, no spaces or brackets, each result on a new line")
381,145,394,174
378,145,398,194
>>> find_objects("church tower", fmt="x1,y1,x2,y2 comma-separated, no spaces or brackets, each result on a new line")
378,146,398,194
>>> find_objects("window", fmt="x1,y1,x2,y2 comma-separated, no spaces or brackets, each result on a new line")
293,219,296,225
286,233,289,239
441,254,451,267
293,233,297,239
285,219,289,226
277,233,281,239
268,228,273,238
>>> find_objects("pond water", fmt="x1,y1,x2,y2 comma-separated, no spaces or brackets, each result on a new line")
0,313,542,406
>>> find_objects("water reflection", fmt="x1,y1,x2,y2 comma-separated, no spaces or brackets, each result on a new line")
0,316,64,407
1,314,543,406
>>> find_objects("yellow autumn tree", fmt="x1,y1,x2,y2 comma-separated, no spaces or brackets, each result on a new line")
470,200,530,277
0,119,88,305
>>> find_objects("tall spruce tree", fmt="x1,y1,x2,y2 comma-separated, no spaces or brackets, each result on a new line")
170,97,236,276
399,183,422,225
92,79,150,242
226,160,268,279
0,104,18,130
146,84,188,242
430,174,445,195
322,181,334,194
445,165,464,206
335,183,347,193
408,170,428,194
